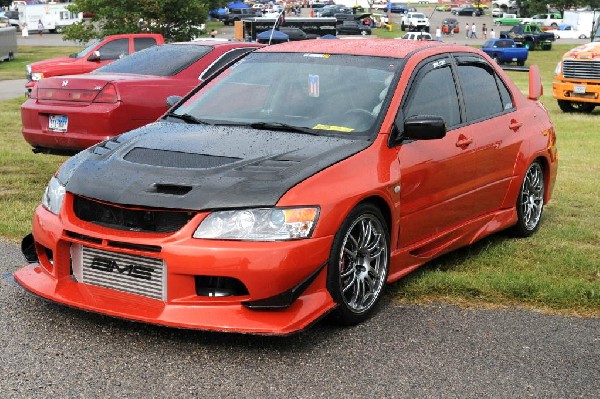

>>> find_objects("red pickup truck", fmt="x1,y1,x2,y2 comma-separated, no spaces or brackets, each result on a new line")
25,33,164,94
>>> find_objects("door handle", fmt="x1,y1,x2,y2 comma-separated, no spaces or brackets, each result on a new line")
455,136,473,148
509,119,523,131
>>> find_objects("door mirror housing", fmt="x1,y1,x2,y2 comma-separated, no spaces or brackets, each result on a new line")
88,51,101,62
402,115,447,141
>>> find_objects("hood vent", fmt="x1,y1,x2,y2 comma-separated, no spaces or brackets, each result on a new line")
124,147,241,169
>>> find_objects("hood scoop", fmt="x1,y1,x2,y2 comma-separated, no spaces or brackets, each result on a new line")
124,147,241,169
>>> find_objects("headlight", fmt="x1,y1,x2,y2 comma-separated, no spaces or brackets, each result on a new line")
554,61,562,77
31,72,44,81
193,207,319,241
26,64,31,74
41,176,66,215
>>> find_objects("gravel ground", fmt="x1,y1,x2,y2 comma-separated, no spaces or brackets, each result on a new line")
1,239,599,398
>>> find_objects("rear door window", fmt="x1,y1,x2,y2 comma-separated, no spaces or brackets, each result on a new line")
134,37,159,52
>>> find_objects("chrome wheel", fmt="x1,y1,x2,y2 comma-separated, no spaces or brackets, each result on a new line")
513,161,544,237
328,204,389,325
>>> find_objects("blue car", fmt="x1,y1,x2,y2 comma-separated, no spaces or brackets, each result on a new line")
389,2,410,13
481,38,528,66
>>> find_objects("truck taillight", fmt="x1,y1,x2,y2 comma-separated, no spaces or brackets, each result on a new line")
93,84,118,103
30,84,38,99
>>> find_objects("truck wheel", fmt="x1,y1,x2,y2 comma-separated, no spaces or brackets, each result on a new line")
551,23,558,28
578,34,587,39
542,43,552,50
472,11,476,16
524,41,534,51
493,56,502,65
557,100,595,113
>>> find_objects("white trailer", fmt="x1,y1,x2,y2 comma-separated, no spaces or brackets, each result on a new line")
17,2,82,33
0,27,17,62
563,10,600,37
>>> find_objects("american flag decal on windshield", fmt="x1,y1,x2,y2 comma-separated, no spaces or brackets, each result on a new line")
308,75,319,98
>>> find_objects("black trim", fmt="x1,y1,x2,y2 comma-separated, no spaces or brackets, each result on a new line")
242,262,327,310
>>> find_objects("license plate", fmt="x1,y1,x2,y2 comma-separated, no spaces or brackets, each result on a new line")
512,58,517,61
49,115,68,132
573,85,586,94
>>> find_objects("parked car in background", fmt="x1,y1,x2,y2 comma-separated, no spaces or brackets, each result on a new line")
400,31,433,40
442,17,459,34
435,5,451,12
221,8,262,25
481,38,528,66
21,42,262,153
318,4,351,17
400,12,430,32
279,27,320,41
500,23,555,50
389,2,410,13
25,33,164,95
15,39,558,335
491,8,504,18
521,13,563,28
494,14,522,25
546,24,588,39
452,6,484,16
553,41,600,113
337,20,371,35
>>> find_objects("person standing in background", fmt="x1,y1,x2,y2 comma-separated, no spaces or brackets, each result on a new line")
470,22,477,39
37,19,44,36
465,22,470,38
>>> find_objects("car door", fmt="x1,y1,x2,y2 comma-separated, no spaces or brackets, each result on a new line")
394,55,479,247
451,54,523,213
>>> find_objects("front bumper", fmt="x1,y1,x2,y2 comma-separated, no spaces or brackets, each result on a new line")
14,200,336,335
552,80,600,104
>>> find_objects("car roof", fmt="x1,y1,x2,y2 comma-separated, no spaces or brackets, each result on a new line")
257,38,446,58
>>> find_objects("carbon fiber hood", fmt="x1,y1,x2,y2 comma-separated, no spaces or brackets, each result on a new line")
59,121,371,210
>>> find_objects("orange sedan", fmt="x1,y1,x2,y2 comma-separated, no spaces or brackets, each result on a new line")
15,39,558,335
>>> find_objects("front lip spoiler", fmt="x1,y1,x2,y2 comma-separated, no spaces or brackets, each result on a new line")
243,262,327,310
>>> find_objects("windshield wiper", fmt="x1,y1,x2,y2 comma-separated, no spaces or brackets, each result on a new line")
167,113,212,125
249,122,319,135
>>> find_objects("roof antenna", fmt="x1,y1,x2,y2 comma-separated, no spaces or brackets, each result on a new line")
268,8,286,45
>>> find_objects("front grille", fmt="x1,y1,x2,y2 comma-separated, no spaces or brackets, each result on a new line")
563,60,600,80
73,196,195,233
72,244,166,301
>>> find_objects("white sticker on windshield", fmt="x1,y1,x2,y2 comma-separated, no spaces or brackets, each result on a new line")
308,75,320,98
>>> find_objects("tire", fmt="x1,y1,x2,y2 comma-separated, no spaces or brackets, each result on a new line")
542,43,551,50
472,11,476,16
493,55,502,65
327,203,390,325
557,100,595,113
578,34,586,39
524,41,534,51
511,161,544,237
551,23,558,28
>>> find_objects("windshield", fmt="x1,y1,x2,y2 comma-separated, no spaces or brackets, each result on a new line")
172,52,400,137
72,40,100,59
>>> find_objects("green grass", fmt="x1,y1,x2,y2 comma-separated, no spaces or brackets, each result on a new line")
1,44,598,316
0,46,82,80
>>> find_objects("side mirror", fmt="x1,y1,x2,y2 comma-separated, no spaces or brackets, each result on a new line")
166,95,182,108
402,115,446,140
528,64,543,100
88,51,101,62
